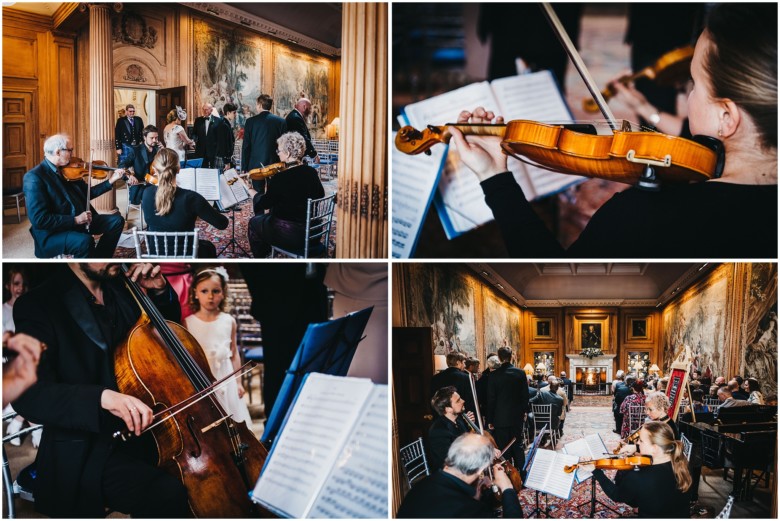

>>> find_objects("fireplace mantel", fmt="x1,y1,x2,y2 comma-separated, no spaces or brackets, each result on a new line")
566,353,617,382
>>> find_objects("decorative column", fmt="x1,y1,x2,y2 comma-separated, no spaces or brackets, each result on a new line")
336,3,387,258
87,3,118,213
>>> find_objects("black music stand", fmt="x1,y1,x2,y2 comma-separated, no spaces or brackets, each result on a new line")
575,475,622,517
216,201,250,258
524,426,553,518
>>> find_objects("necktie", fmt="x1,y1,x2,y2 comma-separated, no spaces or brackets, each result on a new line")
129,117,134,128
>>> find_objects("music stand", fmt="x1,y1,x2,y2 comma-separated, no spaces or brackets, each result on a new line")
216,201,250,258
524,426,552,518
260,306,373,445
575,475,622,517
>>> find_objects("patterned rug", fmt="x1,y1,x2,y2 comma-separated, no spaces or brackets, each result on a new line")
570,395,614,408
114,179,338,259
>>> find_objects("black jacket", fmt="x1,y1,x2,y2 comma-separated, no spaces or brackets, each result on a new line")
430,367,475,414
285,109,317,159
115,115,144,151
487,362,529,428
427,415,469,471
242,111,287,170
120,143,161,183
12,267,180,517
194,115,233,164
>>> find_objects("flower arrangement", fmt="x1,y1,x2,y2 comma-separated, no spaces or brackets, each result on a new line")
581,347,603,359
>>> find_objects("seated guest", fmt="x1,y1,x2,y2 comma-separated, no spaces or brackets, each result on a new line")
591,422,692,518
530,376,564,434
728,379,750,401
246,132,325,258
24,134,125,258
687,389,710,414
397,433,522,518
141,148,228,258
743,377,765,404
764,393,778,406
619,377,645,438
716,386,751,409
120,125,161,204
428,386,483,472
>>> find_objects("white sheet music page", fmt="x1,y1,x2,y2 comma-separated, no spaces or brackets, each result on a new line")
308,386,389,518
391,132,445,258
524,448,578,500
251,374,375,518
194,168,221,201
176,168,197,192
563,433,607,482
491,72,586,197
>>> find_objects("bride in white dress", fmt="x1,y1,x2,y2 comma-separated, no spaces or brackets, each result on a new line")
184,268,252,426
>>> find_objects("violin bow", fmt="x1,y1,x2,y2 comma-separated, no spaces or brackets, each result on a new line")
85,149,94,232
540,3,619,130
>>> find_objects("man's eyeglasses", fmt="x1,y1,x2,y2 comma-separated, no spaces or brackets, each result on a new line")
60,148,74,153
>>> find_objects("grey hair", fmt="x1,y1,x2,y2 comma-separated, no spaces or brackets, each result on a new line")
646,391,670,412
43,134,70,156
277,132,306,160
486,355,501,370
615,370,625,380
443,433,493,475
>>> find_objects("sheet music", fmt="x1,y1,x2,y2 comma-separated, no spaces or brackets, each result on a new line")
177,168,221,201
252,374,376,518
524,448,579,500
309,386,388,518
218,168,250,210
563,434,608,482
391,132,445,258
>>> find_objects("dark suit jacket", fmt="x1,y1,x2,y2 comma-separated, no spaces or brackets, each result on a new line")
120,143,161,183
561,377,574,402
12,267,180,517
487,363,529,428
114,115,144,151
241,111,287,170
430,367,475,414
529,389,564,430
614,382,631,412
396,470,523,518
427,415,469,471
23,161,114,253
285,109,317,159
194,115,233,164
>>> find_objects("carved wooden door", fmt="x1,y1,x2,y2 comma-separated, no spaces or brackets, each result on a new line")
3,90,36,189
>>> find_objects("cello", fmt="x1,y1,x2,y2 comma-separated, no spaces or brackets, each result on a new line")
113,264,271,517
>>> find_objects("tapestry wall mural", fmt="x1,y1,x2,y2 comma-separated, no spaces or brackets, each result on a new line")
483,292,521,354
404,265,477,357
662,264,732,380
193,19,264,136
742,263,778,394
273,48,331,139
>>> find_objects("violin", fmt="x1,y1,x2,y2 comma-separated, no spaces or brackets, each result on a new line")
613,426,642,454
61,158,118,181
564,455,653,474
396,120,721,185
236,160,304,183
583,46,694,113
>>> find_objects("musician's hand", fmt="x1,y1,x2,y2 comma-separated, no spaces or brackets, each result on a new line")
448,107,507,182
465,411,476,423
109,169,125,184
125,263,167,292
578,463,596,473
314,154,321,164
101,389,153,436
492,464,515,492
611,80,651,113
125,175,139,186
620,444,638,456
116,149,122,157
3,334,44,407
75,211,92,226
493,448,502,459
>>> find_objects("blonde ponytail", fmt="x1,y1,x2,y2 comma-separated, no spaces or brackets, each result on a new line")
643,421,692,493
152,148,180,216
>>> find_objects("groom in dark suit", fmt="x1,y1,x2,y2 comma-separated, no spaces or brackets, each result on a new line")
241,94,287,191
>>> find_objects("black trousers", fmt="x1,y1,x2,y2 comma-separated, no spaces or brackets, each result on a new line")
101,449,190,518
36,213,124,258
493,423,526,471
248,214,306,258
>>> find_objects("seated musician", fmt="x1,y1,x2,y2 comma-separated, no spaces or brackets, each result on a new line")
589,421,692,518
396,433,523,519
450,3,777,258
645,391,679,440
428,386,493,471
11,263,190,518
141,148,229,258
119,124,162,204
245,132,325,258
23,134,126,258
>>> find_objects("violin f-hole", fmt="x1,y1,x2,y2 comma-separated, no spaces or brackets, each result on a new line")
186,415,202,458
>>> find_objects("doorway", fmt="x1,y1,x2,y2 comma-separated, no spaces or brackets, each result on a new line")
114,88,155,132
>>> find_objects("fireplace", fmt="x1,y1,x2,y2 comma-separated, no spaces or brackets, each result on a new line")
577,367,607,392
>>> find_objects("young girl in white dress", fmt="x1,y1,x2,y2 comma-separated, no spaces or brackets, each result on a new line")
184,268,252,426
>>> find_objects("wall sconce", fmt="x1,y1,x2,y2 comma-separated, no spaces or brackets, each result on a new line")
523,363,534,376
433,355,447,373
649,364,660,377
326,116,340,139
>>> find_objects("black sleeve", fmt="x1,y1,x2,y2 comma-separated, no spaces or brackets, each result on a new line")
427,427,453,471
501,489,524,518
241,121,251,171
480,172,565,257
253,182,280,213
592,468,638,507
119,147,135,169
191,192,229,230
115,119,123,151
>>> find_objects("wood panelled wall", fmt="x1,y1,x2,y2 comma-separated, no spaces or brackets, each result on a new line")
2,4,340,183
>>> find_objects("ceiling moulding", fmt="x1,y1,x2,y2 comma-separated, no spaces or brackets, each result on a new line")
468,263,527,307
657,263,714,307
183,2,341,57
526,299,657,308
540,264,576,276
607,263,646,275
